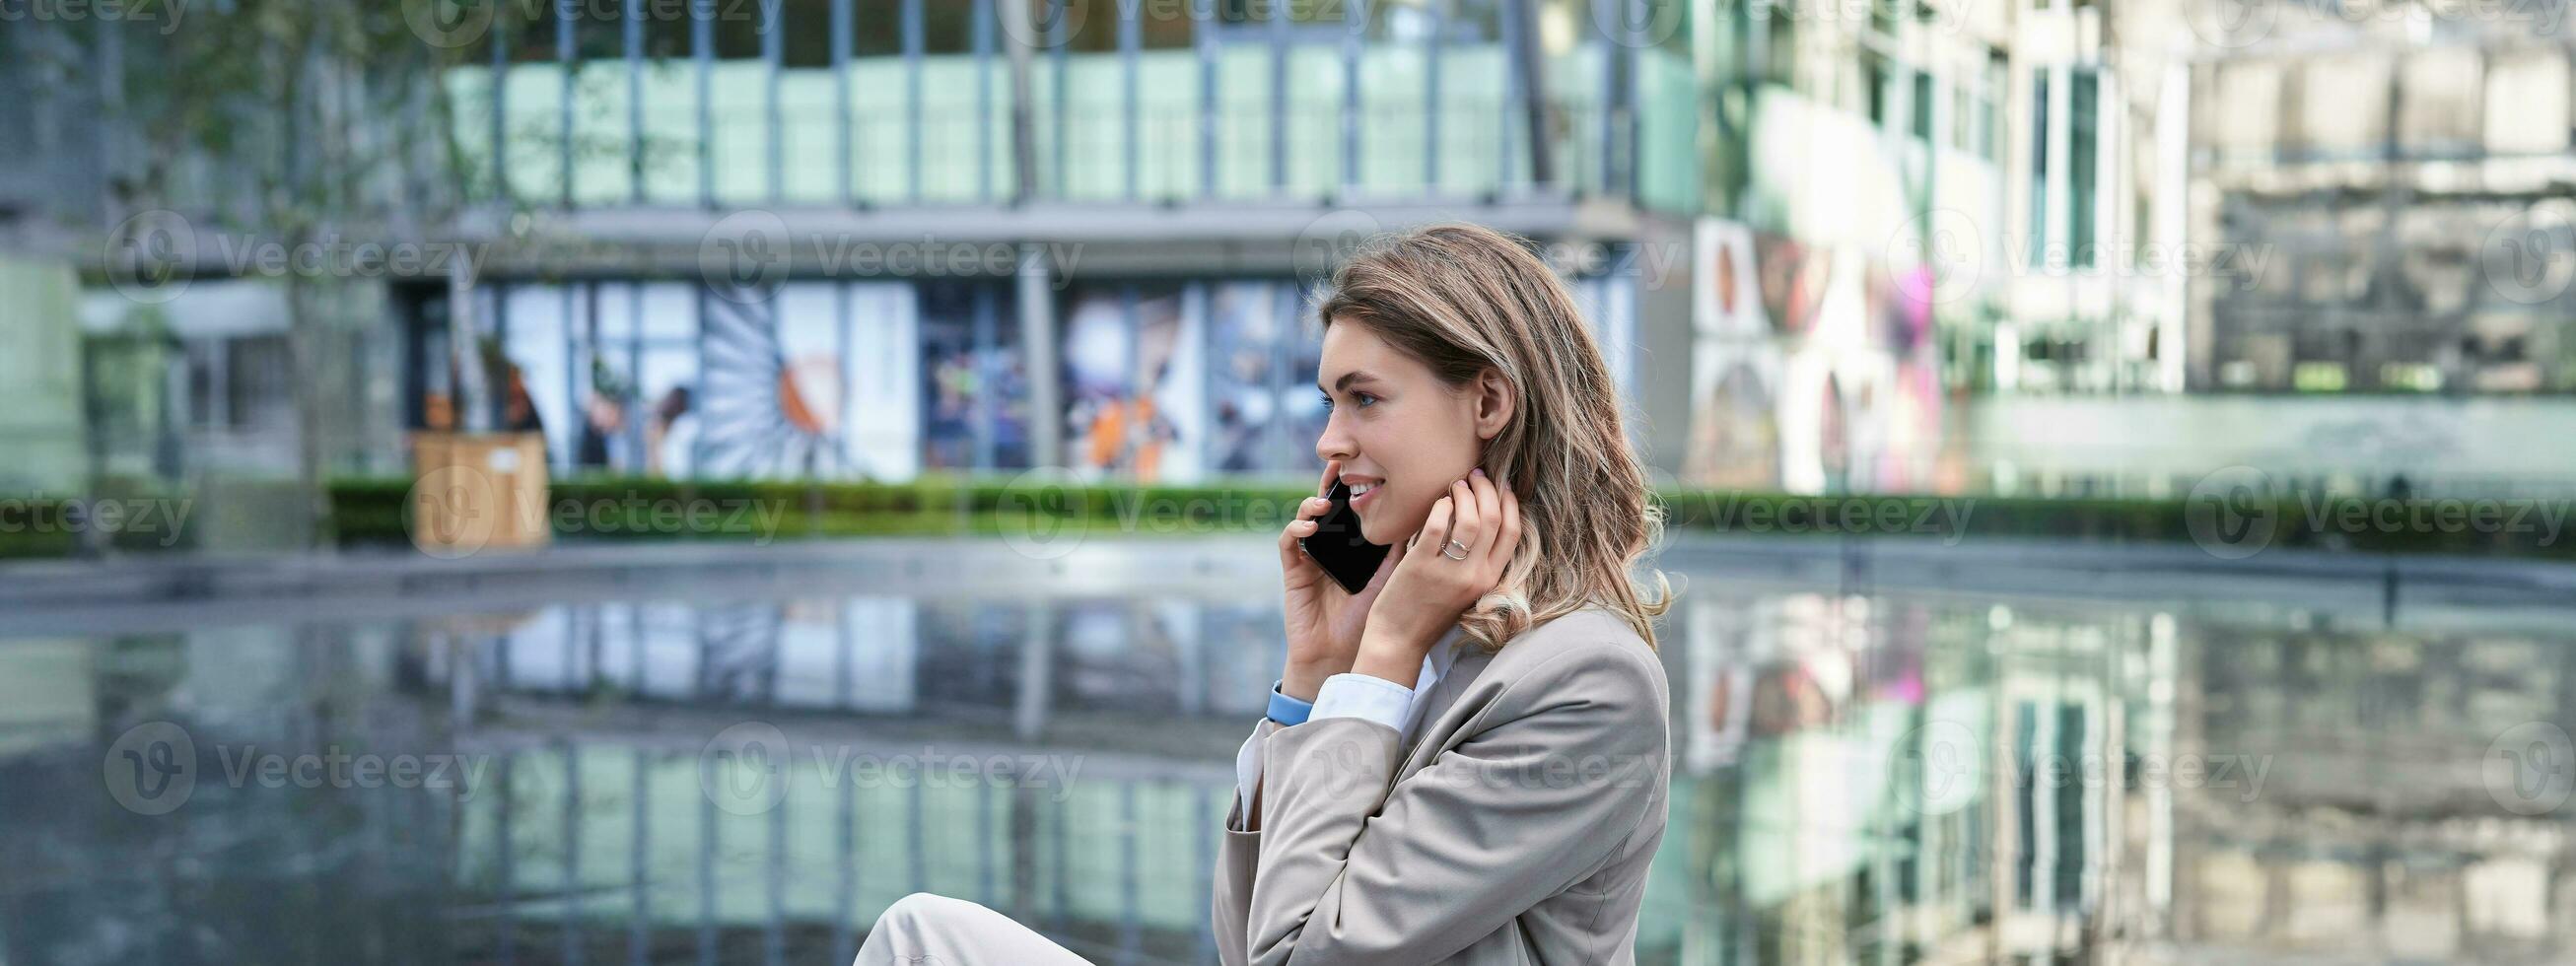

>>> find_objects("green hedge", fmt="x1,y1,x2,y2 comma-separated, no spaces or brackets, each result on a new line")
311,475,2576,562
0,486,201,558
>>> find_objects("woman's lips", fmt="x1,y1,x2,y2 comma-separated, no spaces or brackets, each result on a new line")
1350,483,1380,512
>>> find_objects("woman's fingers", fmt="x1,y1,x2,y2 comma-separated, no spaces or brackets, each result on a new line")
1279,491,1331,571
1466,470,1499,534
1285,460,1339,572
1443,478,1483,560
1488,480,1521,574
1416,495,1454,557
1279,516,1310,566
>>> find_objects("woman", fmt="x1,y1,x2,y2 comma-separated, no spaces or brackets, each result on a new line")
858,224,1673,966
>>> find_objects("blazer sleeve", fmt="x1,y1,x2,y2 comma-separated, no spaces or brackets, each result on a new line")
1241,644,1667,966
1213,717,1280,966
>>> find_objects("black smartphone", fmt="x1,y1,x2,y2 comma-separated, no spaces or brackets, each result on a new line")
1297,480,1391,594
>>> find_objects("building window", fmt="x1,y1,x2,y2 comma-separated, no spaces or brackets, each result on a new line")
1865,50,1893,126
2070,66,2099,269
1913,71,1935,143
2029,69,2049,267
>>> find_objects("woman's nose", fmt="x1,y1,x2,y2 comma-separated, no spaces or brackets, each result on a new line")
1315,414,1356,465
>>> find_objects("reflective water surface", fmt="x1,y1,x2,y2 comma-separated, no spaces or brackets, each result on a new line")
5,568,2573,965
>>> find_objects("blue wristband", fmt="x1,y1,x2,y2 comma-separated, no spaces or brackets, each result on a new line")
1267,680,1313,726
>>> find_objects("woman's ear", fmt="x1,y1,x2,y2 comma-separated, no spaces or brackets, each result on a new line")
1472,368,1514,441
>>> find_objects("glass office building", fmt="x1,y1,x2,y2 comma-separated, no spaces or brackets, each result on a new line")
405,0,1693,483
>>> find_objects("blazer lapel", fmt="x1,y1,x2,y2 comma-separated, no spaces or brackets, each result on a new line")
1392,644,1499,783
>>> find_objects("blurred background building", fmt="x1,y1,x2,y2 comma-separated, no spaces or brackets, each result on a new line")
5,0,2576,550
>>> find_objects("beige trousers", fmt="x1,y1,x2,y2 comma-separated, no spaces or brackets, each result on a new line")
852,892,1095,966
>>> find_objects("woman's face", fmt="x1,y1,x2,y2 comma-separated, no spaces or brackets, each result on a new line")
1313,320,1491,546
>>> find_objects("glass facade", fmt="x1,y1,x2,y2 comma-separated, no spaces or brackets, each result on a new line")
414,276,1635,483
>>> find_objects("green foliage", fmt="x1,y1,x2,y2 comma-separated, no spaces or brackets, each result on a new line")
307,475,2576,563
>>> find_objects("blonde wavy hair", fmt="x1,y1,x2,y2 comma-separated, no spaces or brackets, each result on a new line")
1316,223,1672,652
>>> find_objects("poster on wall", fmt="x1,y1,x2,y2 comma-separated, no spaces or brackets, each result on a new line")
1206,281,1325,475
1062,284,1206,483
1685,220,1784,490
919,283,1031,473
1685,219,1946,494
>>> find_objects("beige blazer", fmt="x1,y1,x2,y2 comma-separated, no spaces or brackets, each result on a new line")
1212,606,1672,965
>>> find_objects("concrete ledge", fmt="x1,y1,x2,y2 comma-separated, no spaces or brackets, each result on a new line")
3,532,2571,638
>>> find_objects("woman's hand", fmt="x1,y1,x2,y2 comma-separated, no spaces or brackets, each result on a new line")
1353,468,1520,687
1279,459,1400,701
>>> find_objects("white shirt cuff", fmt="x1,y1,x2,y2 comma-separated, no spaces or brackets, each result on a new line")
1232,718,1276,830
1311,671,1418,733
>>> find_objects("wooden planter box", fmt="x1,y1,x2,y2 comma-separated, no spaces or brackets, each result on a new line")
407,432,551,556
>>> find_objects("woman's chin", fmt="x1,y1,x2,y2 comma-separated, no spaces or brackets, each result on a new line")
1359,518,1394,547
1359,516,1413,548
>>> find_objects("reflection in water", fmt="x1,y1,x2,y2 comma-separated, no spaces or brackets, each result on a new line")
2,583,2572,964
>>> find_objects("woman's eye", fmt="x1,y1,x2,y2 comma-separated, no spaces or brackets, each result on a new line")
1353,393,1377,408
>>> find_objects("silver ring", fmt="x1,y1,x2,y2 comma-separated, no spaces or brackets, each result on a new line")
1441,540,1473,560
